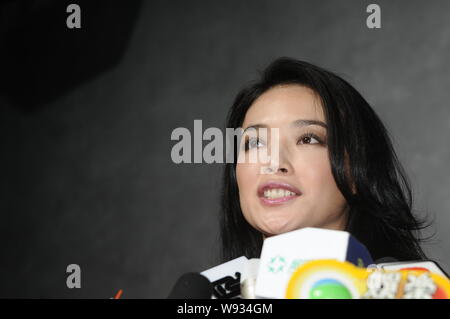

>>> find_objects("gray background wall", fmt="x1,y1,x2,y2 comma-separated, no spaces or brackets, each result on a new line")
1,0,449,298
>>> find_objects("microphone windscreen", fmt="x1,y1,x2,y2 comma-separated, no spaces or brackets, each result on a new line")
240,258,260,299
167,272,212,299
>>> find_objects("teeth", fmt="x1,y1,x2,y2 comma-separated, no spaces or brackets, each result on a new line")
263,188,297,199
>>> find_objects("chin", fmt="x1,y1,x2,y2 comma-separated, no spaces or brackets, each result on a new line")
258,218,297,237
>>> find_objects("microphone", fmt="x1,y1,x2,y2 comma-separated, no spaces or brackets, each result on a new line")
284,259,450,299
167,272,212,299
375,259,449,278
200,256,248,299
255,227,374,298
367,257,399,270
240,258,260,299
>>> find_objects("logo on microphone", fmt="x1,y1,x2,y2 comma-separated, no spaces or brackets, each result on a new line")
285,259,450,299
267,256,287,273
267,256,308,275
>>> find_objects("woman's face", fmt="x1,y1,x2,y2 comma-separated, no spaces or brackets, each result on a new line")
236,84,348,237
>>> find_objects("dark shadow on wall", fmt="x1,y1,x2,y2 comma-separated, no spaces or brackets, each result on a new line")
0,0,142,111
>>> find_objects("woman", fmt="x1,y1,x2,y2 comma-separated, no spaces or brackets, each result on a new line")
220,57,429,263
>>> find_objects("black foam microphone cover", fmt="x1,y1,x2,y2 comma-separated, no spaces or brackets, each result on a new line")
167,272,212,299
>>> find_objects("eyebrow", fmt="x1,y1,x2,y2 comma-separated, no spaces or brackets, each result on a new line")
243,119,327,132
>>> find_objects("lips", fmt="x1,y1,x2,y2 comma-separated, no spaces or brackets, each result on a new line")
257,181,302,197
257,181,302,206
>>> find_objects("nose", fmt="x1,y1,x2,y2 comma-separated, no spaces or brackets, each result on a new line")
277,167,289,174
261,148,293,175
261,163,291,175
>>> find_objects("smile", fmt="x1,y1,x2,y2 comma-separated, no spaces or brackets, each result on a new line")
259,193,299,206
263,188,297,199
257,182,301,206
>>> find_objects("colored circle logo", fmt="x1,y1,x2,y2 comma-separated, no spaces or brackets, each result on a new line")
286,260,365,299
310,278,352,299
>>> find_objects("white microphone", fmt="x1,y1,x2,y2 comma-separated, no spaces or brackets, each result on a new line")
375,259,449,278
255,227,374,299
200,256,248,299
240,258,260,299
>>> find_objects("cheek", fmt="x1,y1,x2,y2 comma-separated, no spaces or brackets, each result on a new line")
300,156,346,208
295,151,336,195
236,163,258,195
309,161,332,186
295,147,326,169
236,162,262,224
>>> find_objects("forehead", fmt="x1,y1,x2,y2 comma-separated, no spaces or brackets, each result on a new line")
242,84,325,127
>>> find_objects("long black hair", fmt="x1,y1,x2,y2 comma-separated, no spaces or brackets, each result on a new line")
220,57,430,262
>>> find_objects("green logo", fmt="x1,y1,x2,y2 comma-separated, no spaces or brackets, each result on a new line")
267,256,287,273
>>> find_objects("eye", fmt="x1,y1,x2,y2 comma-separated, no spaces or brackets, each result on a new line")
297,132,324,145
245,137,264,151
